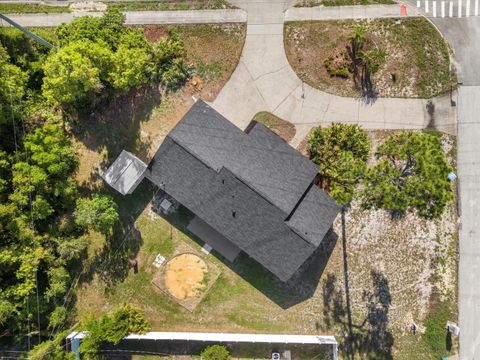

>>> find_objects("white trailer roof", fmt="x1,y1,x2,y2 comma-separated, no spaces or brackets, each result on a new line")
67,331,337,345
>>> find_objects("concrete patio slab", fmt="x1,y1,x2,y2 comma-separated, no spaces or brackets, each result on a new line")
187,216,241,262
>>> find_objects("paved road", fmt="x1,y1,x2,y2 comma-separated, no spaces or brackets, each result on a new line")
0,9,247,26
456,85,480,360
211,0,456,146
286,4,421,20
415,0,480,18
432,16,480,360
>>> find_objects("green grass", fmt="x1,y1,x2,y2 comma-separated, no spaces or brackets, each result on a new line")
386,18,456,98
0,3,70,13
422,299,457,358
108,0,235,11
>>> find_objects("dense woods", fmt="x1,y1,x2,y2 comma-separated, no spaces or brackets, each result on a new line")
0,9,183,354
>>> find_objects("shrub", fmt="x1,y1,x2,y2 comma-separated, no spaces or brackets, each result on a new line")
324,55,350,78
80,304,150,356
201,344,232,360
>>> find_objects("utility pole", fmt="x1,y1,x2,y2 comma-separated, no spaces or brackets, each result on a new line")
0,13,53,48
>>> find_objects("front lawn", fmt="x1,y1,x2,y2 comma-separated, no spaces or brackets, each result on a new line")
284,18,456,98
108,0,236,11
0,3,70,13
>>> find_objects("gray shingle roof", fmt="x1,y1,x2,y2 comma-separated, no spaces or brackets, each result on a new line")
168,101,318,215
147,100,340,281
286,184,340,247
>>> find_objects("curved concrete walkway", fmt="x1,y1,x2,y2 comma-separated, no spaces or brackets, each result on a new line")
211,0,457,146
2,9,247,26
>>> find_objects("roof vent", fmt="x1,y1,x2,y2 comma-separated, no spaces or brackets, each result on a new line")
232,210,236,218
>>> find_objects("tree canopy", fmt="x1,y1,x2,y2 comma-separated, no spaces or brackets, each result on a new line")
308,123,370,206
79,304,150,356
362,131,453,218
42,9,187,111
0,46,27,124
75,194,119,235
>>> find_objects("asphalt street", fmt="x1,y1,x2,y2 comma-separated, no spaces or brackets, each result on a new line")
433,16,480,360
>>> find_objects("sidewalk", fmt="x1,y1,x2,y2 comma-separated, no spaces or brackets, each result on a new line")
0,9,247,26
211,0,456,147
286,4,421,21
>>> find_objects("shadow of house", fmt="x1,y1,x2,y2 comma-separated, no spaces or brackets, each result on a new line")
159,201,338,308
103,100,340,307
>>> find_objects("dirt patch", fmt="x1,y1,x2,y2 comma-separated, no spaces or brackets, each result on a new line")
284,18,455,98
151,241,221,311
164,253,208,300
170,24,246,101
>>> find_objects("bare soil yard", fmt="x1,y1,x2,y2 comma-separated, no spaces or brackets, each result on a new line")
164,253,208,300
284,18,455,98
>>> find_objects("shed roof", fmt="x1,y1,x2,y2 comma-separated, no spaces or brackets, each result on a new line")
103,150,147,195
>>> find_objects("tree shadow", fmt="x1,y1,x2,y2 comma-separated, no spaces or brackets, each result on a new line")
323,209,394,359
446,330,453,352
157,197,339,309
80,182,157,288
73,85,162,164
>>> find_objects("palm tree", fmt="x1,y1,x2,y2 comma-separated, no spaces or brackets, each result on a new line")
359,47,386,98
346,26,367,88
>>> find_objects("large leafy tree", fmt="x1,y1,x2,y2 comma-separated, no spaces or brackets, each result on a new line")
55,8,126,49
44,9,187,112
0,121,82,334
362,131,452,218
308,123,370,206
110,45,152,91
42,41,113,110
0,46,27,124
75,194,119,235
10,124,78,220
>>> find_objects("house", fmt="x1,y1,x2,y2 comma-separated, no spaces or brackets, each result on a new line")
104,100,340,282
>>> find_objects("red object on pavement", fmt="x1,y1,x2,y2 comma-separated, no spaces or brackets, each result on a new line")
400,3,407,16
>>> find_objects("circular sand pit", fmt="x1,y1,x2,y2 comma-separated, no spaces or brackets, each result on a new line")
163,253,208,300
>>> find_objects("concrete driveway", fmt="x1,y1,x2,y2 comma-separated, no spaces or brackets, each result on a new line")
210,0,457,147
